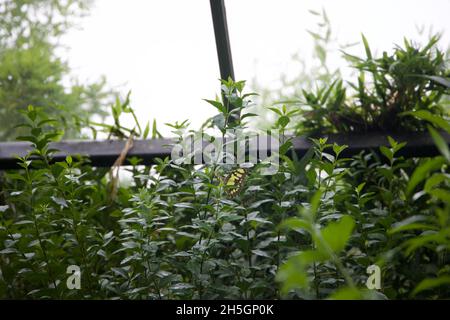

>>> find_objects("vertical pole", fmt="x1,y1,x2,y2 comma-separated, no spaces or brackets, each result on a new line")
210,0,238,125
210,0,235,82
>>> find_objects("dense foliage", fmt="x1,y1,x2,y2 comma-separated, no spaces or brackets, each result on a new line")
296,36,449,134
251,10,449,135
0,78,449,299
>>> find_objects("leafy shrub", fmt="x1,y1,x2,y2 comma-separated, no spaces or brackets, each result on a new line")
295,35,450,134
0,79,449,299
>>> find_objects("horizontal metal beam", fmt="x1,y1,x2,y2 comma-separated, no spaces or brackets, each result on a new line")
0,132,448,170
0,139,174,169
308,131,450,159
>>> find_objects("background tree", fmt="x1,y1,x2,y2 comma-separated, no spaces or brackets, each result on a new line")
0,0,115,140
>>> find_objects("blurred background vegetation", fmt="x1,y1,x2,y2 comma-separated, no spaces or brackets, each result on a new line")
0,0,115,140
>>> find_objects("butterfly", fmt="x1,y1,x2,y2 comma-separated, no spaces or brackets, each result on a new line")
222,167,249,198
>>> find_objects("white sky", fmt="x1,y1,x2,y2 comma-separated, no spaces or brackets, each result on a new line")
63,0,450,135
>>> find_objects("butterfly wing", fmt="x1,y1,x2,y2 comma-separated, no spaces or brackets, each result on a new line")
224,168,248,198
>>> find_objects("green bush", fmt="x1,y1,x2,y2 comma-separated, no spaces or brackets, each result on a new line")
0,78,449,299
295,36,449,134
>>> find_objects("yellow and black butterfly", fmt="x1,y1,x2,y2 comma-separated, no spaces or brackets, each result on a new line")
221,167,249,198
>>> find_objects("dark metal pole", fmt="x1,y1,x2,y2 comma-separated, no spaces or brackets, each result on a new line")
210,0,238,124
1,132,449,169
210,0,235,81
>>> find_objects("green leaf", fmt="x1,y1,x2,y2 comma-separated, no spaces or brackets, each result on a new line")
412,276,450,296
279,140,293,155
249,199,273,209
315,44,326,63
16,135,37,144
242,92,259,99
276,251,326,294
404,233,442,256
212,114,226,131
407,74,450,88
279,217,312,233
27,105,37,121
401,110,450,133
51,196,68,208
268,107,282,116
5,173,27,182
240,113,258,120
143,121,150,139
361,33,372,60
406,156,445,196
252,249,271,258
328,287,363,300
204,99,226,114
0,248,17,254
428,188,450,202
307,30,323,40
310,189,323,218
152,119,162,138
277,115,290,128
319,215,355,254
424,173,448,193
332,143,348,157
428,125,450,162
174,203,195,209
356,182,366,195
379,146,393,163
393,142,406,154
388,215,435,234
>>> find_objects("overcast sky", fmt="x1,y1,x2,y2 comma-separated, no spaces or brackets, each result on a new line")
63,0,450,135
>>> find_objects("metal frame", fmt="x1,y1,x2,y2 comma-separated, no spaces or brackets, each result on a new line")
0,0,449,170
210,0,235,82
1,132,448,169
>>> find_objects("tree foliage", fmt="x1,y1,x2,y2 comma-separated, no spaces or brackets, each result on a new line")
0,0,114,140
